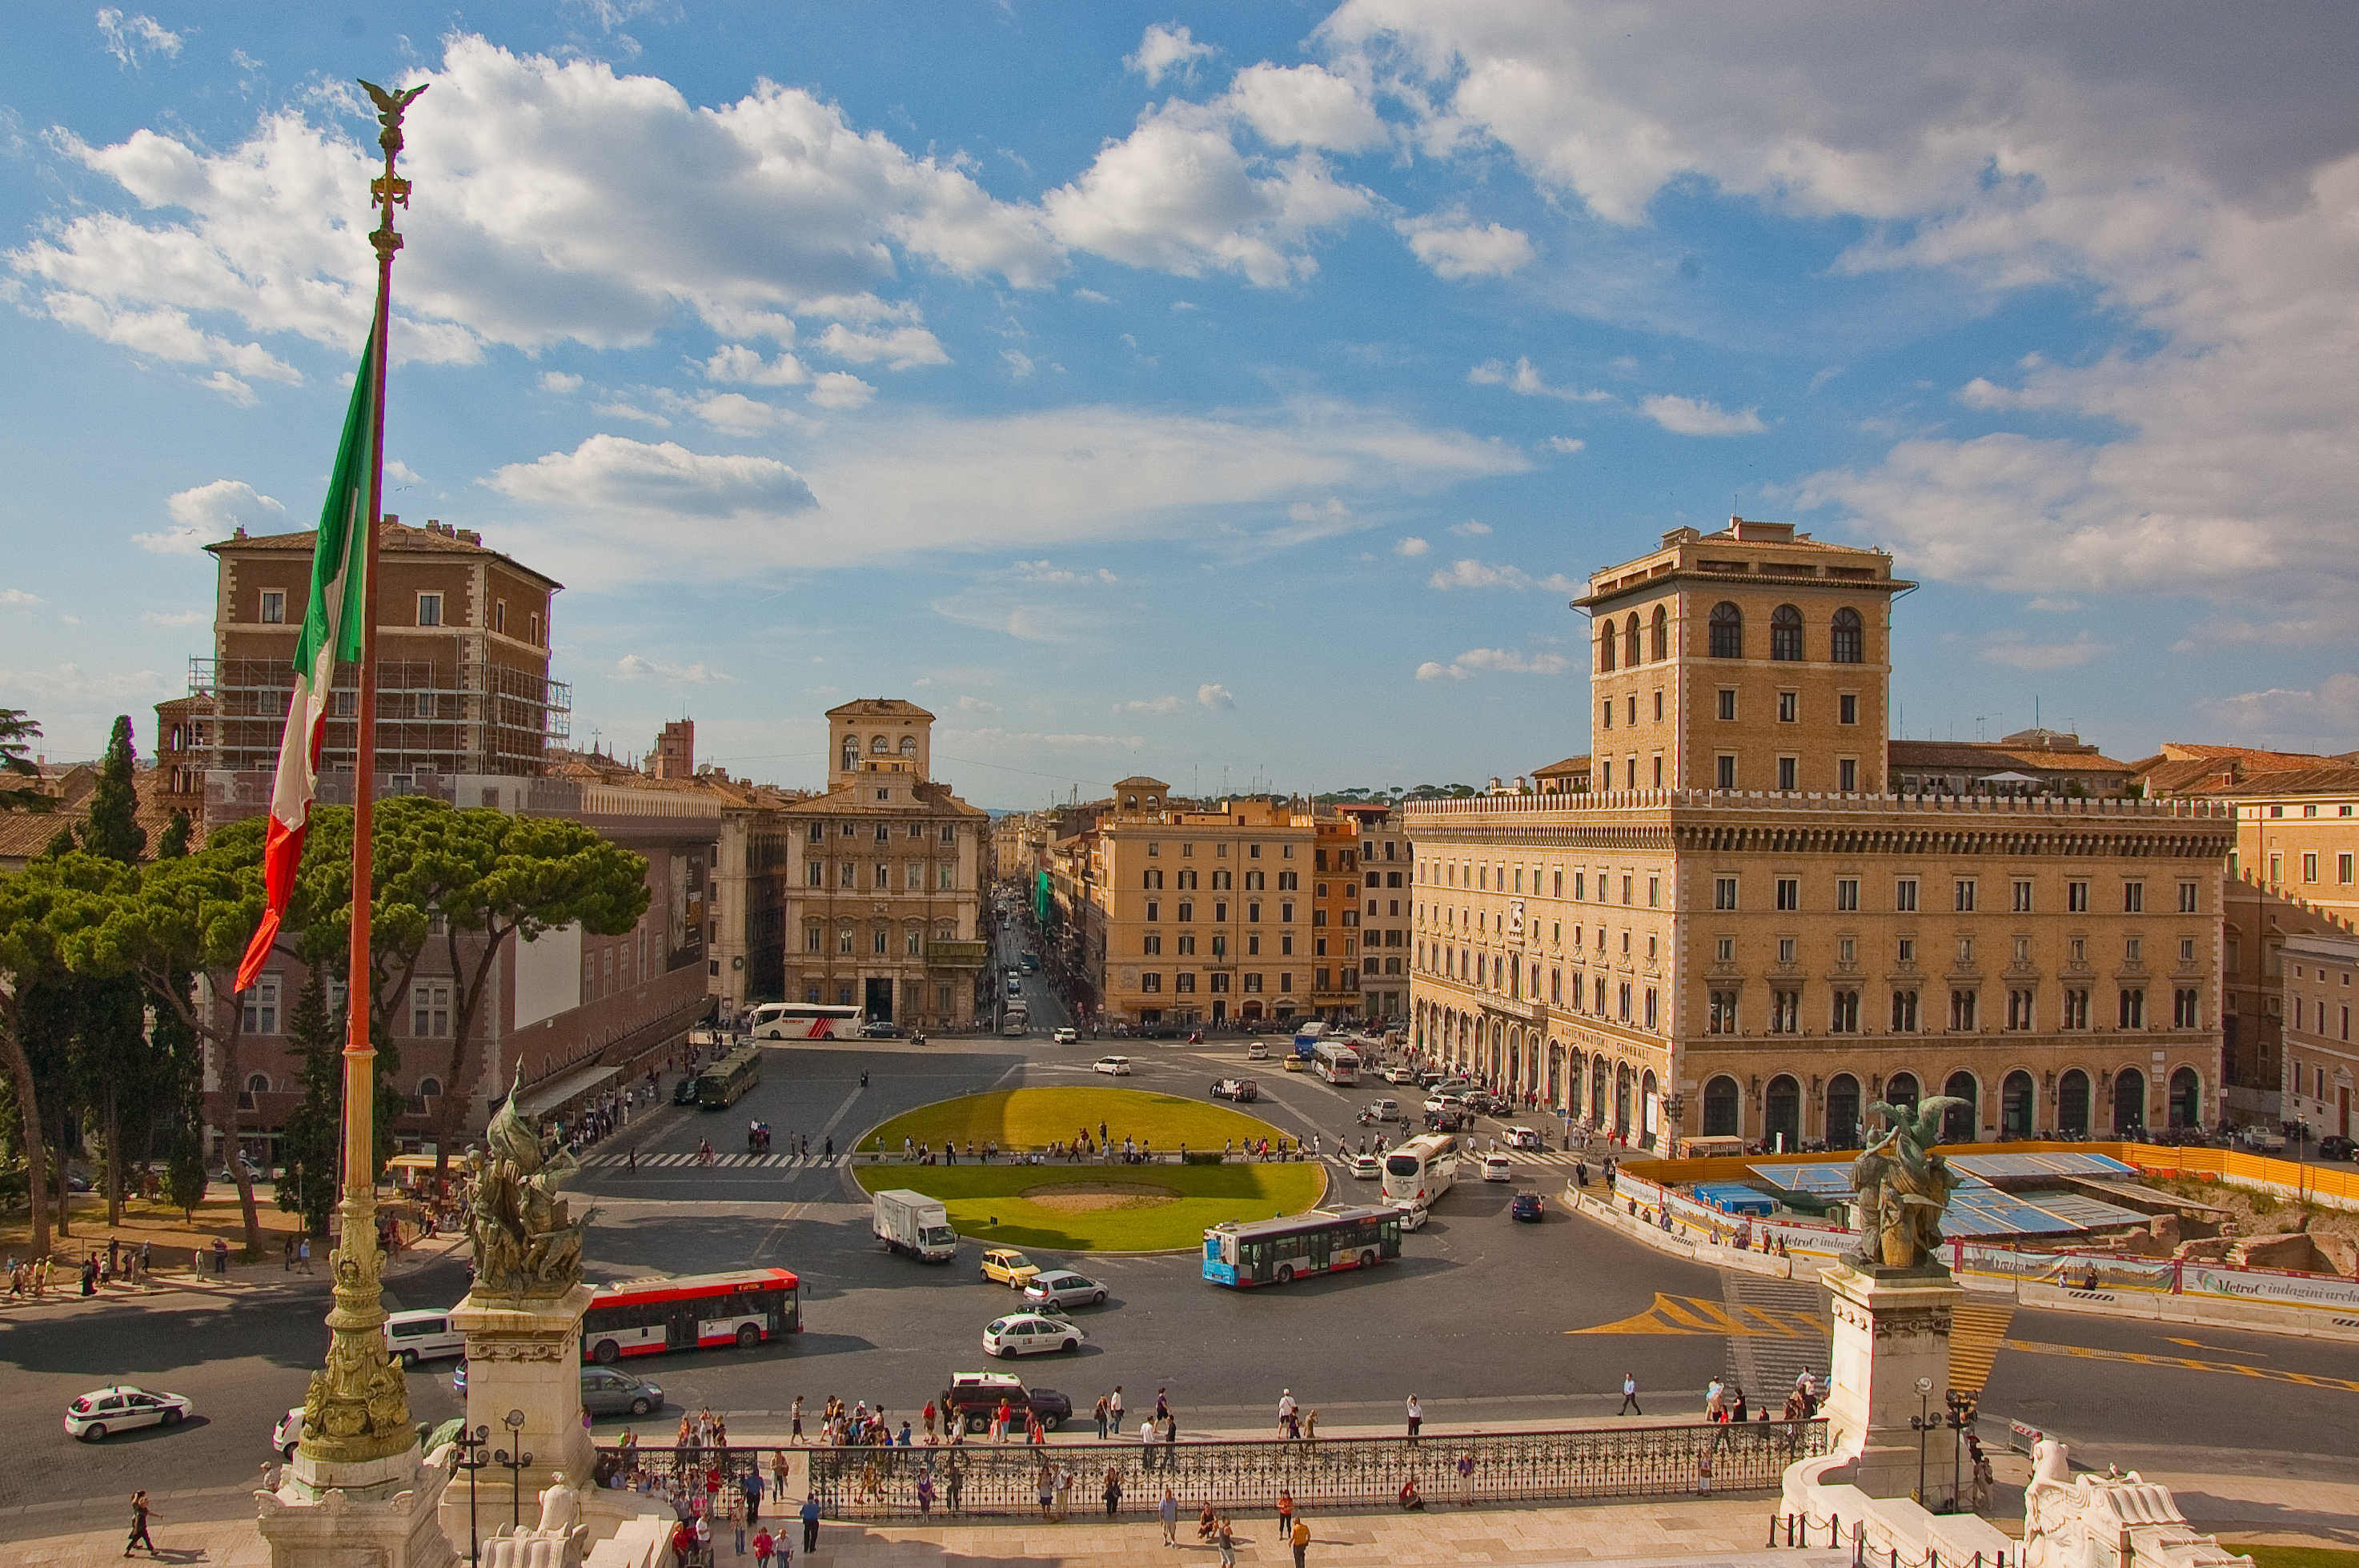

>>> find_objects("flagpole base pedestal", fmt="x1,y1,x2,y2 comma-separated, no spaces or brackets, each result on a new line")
257,1451,458,1568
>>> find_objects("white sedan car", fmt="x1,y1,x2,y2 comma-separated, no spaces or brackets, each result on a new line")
1390,1200,1430,1232
65,1386,194,1442
984,1313,1085,1357
1092,1056,1132,1076
1053,1027,1079,1044
1350,1154,1383,1180
1482,1153,1514,1181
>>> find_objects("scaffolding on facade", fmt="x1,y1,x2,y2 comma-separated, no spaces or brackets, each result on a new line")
191,656,572,778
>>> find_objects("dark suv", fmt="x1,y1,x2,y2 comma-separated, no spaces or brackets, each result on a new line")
941,1372,1072,1434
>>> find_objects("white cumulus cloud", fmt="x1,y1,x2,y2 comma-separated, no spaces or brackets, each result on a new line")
1428,557,1577,593
1125,22,1216,87
816,322,950,369
1467,356,1612,402
808,372,877,411
703,346,807,387
1394,536,1430,556
1196,683,1235,710
615,654,732,682
1418,647,1572,680
140,479,287,553
1398,217,1534,280
1,588,41,606
1641,394,1767,435
539,371,583,394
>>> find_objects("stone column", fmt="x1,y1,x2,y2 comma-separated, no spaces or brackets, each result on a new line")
1819,1261,1964,1502
255,1454,459,1568
450,1283,601,1488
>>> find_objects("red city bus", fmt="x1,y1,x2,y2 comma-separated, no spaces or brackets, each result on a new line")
580,1268,800,1365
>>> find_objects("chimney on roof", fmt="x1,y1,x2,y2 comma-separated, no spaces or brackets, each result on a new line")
426,519,441,534
456,528,480,545
233,527,247,539
383,514,399,529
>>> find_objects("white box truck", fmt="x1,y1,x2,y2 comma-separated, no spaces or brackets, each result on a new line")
873,1189,958,1262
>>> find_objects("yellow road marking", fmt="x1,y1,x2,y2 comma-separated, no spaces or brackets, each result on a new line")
2003,1339,2359,1394
1947,1302,2014,1397
1571,1292,1827,1339
2164,1337,2268,1358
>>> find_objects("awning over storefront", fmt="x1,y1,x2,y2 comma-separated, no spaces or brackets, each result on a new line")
513,1060,623,1118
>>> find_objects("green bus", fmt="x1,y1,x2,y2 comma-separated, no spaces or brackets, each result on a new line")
696,1044,763,1109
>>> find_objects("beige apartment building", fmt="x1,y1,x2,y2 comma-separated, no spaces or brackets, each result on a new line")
1406,517,2235,1151
2281,932,2357,1142
1334,803,1415,1022
1066,787,1370,1028
778,700,990,1028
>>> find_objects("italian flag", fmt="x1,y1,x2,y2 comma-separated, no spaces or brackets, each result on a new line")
235,307,380,993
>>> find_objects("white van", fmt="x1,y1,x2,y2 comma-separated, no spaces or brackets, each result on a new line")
1481,1153,1514,1182
381,1309,467,1367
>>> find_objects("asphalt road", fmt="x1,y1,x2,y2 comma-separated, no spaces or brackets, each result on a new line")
2,989,2351,1535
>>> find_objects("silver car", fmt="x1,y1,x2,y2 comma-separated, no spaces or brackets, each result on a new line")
1022,1269,1109,1309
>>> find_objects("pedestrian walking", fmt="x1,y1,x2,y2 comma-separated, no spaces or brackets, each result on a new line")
1109,1385,1124,1433
1291,1515,1311,1568
126,1491,158,1556
1618,1374,1643,1416
1405,1394,1422,1440
741,1464,764,1524
1093,1393,1110,1439
799,1495,820,1554
1216,1514,1238,1568
1139,1416,1156,1470
1276,1488,1294,1536
752,1527,774,1568
790,1395,804,1445
1160,1486,1178,1546
297,1236,313,1273
283,1235,295,1272
1276,1388,1297,1435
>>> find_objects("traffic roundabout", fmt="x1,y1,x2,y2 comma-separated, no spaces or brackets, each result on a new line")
852,1085,1326,1251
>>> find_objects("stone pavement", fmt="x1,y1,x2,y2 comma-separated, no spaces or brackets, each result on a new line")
14,1494,1837,1568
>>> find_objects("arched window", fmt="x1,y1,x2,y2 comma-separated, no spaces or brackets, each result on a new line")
2001,1070,2035,1140
1942,1071,1978,1143
417,1077,443,1100
899,735,918,756
840,735,858,772
1623,614,1642,668
1641,1069,1659,1145
2168,1066,2201,1129
1703,1075,1739,1137
1830,607,1864,664
1599,623,1617,673
870,735,890,754
1764,1074,1801,1149
2058,1069,2091,1136
245,1073,271,1095
1770,604,1803,661
1650,605,1669,661
1884,1072,1920,1118
1826,1073,1862,1149
1708,601,1743,659
2112,1068,2146,1133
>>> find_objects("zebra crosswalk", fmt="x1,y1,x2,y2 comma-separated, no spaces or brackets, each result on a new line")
576,1150,842,1170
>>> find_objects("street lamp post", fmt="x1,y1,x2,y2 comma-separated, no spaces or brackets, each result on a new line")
452,1424,495,1566
1907,1377,1936,1506
497,1407,533,1533
1944,1389,1978,1512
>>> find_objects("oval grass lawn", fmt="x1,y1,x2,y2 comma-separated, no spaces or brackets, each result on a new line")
853,1086,1325,1252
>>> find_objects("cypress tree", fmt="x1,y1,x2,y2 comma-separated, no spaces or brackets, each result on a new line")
82,716,146,864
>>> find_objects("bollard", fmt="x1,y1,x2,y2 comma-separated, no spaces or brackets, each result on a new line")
1788,1514,1797,1547
1770,1514,1781,1548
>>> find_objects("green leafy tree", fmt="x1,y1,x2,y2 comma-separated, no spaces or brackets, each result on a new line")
309,800,649,1173
163,1124,207,1221
275,970,340,1237
0,708,50,816
0,852,138,1257
81,716,147,864
156,810,193,861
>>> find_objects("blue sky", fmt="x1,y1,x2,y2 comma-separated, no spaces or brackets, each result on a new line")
4,3,2356,807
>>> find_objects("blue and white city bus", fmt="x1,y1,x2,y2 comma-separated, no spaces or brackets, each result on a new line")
1201,1206,1402,1288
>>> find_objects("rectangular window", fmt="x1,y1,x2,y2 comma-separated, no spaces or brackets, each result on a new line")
1839,693,1858,725
1714,876,1738,911
1644,988,1659,1029
2124,880,2144,913
417,592,443,628
1653,690,1664,721
1836,878,1860,912
938,862,956,890
1143,933,1161,955
1775,877,1799,912
1708,990,1738,1034
873,930,889,955
2067,880,2089,912
2178,880,2199,912
1778,756,1798,791
1716,688,1736,721
1778,691,1799,723
2119,988,2145,1029
243,976,281,1036
1891,989,1918,1033
2007,988,2035,1030
528,611,541,645
1313,968,1329,992
1716,755,1737,789
1839,757,1858,792
838,928,854,953
1141,972,1161,993
1895,878,1918,912
1622,875,1633,904
1617,982,1631,1023
495,600,507,633
2012,880,2034,913
2062,988,2088,1029
1955,879,1976,912
2303,853,2320,883
2339,853,2355,884
804,926,821,952
1280,934,1294,956
411,980,451,1038
1647,876,1660,908
906,928,923,956
1243,972,1262,993
1601,698,1613,731
1829,989,1859,1033
1778,937,1796,965
806,860,823,886
2172,988,2201,1029
259,590,286,624
1899,938,1915,963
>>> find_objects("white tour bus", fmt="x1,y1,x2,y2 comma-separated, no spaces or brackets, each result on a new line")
1381,1132,1461,1209
1311,1040,1361,1086
747,1002,865,1041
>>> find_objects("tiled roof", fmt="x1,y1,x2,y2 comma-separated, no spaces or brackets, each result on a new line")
780,778,989,819
206,519,563,589
1533,755,1590,777
1888,740,2129,774
824,698,935,721
2179,765,2359,799
0,768,200,867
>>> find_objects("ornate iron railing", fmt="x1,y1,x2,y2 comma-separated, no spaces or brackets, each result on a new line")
598,1421,1825,1522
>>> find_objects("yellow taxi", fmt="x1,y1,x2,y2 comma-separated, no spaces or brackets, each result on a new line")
980,1248,1041,1288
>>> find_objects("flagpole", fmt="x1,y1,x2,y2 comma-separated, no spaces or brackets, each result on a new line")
295,77,423,1482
